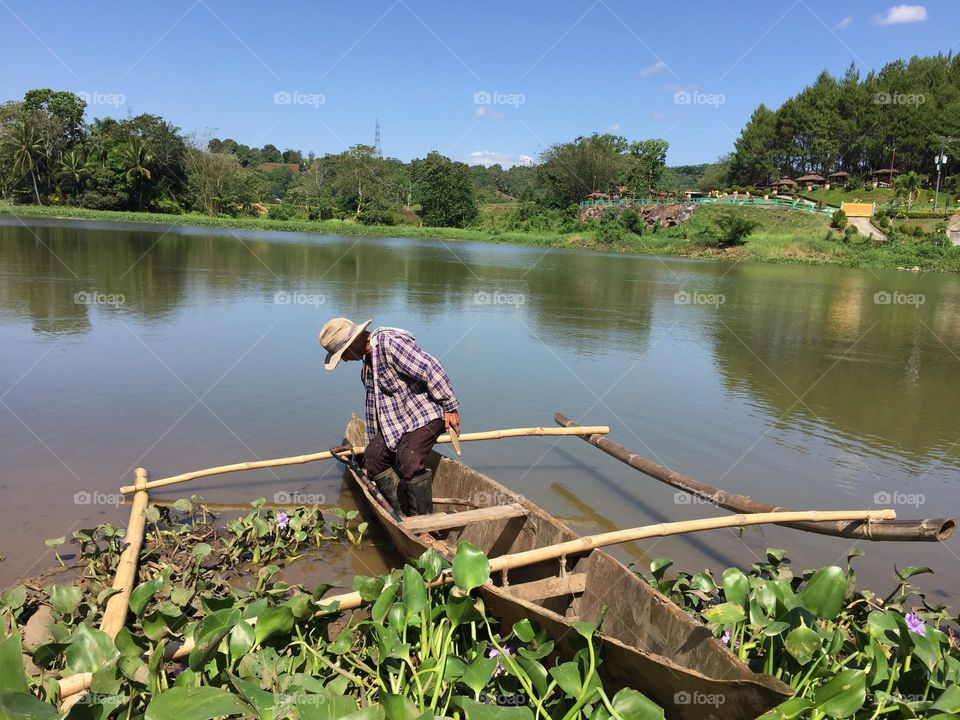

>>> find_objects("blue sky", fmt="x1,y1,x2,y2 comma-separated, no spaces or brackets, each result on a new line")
2,1,957,166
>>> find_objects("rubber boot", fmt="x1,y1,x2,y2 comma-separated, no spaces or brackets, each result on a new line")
403,469,434,516
371,467,402,513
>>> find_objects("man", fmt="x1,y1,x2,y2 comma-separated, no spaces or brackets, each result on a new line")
319,317,460,516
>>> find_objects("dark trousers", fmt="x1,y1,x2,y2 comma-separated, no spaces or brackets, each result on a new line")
364,418,445,480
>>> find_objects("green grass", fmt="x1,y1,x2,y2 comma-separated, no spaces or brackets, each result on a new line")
3,200,958,272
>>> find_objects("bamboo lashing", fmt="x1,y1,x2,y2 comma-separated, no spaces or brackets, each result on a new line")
60,468,150,711
119,425,610,494
555,412,956,543
57,506,893,699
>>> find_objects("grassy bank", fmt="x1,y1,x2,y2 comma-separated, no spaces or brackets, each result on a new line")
3,201,958,272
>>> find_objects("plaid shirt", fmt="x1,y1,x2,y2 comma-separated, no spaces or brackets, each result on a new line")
362,328,459,449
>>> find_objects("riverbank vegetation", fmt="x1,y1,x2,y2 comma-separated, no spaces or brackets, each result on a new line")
1,497,958,719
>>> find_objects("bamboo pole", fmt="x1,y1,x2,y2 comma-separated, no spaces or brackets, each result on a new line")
61,469,150,710
555,412,956,543
119,425,610,494
57,506,892,699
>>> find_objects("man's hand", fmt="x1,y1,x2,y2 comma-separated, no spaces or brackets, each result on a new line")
329,438,354,455
444,411,461,436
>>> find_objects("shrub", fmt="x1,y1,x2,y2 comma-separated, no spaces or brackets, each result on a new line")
711,211,758,247
843,224,859,241
153,197,184,215
619,208,645,235
831,208,847,229
267,203,296,220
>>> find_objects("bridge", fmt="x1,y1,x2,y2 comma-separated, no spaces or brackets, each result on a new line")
578,196,834,215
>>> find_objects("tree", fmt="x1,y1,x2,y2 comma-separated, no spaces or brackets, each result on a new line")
332,144,395,223
895,171,925,211
410,151,478,228
536,133,629,207
2,118,45,204
185,148,247,216
712,212,758,247
260,144,282,163
119,137,153,210
288,160,335,219
57,149,89,202
729,105,778,186
626,139,669,194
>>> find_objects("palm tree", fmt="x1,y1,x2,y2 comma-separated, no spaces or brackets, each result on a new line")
56,150,89,203
2,119,45,205
895,171,925,212
119,137,153,210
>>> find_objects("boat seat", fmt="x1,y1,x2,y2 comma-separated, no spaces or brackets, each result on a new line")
507,573,588,601
401,502,527,533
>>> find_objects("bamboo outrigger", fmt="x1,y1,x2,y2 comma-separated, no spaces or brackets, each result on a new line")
554,412,955,543
339,418,896,720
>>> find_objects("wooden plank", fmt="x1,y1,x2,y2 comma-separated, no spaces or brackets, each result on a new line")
508,573,587,602
401,502,527,532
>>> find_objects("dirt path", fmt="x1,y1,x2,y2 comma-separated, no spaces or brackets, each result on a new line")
849,216,886,240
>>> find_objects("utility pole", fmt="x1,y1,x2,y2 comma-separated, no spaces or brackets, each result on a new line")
933,136,957,214
374,119,382,158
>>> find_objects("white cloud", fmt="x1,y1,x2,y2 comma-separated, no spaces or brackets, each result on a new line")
874,4,927,25
650,111,669,121
640,60,669,77
605,122,621,133
834,16,853,30
464,151,535,168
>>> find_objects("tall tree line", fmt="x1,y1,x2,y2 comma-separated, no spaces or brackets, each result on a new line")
729,54,960,187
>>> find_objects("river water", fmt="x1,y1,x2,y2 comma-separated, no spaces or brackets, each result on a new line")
1,218,958,602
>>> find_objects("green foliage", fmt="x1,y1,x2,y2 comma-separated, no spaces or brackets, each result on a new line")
637,549,960,719
267,203,296,220
410,151,479,228
709,211,759,247
831,208,847,229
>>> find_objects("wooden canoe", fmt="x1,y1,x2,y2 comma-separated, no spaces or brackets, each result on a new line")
343,418,792,720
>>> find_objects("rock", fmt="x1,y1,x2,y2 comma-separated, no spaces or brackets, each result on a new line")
948,212,960,246
578,201,698,229
911,266,920,272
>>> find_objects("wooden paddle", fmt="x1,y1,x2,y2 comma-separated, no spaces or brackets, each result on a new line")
449,426,462,456
57,506,894,699
118,425,609,494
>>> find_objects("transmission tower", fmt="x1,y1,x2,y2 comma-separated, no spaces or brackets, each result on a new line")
374,119,382,157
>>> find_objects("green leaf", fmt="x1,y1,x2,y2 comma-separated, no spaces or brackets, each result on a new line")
173,498,194,513
228,673,276,719
702,601,746,626
462,655,497,695
813,669,866,719
402,565,428,619
722,568,750,608
454,698,533,720
452,542,490,592
416,549,448,581
896,566,933,580
228,620,255,660
757,696,815,720
512,619,536,643
64,624,118,675
606,688,664,720
516,655,549,695
372,584,400,625
0,634,29,694
254,605,294,644
797,566,846,620
549,661,582,697
0,586,27,611
296,692,360,720
0,693,61,720
930,684,960,713
446,594,482,627
784,625,821,665
129,576,164,617
191,543,212,562
144,686,252,720
47,584,83,616
188,608,240,671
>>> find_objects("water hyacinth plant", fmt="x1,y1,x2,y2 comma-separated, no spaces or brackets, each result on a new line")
0,498,655,720
638,549,960,719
